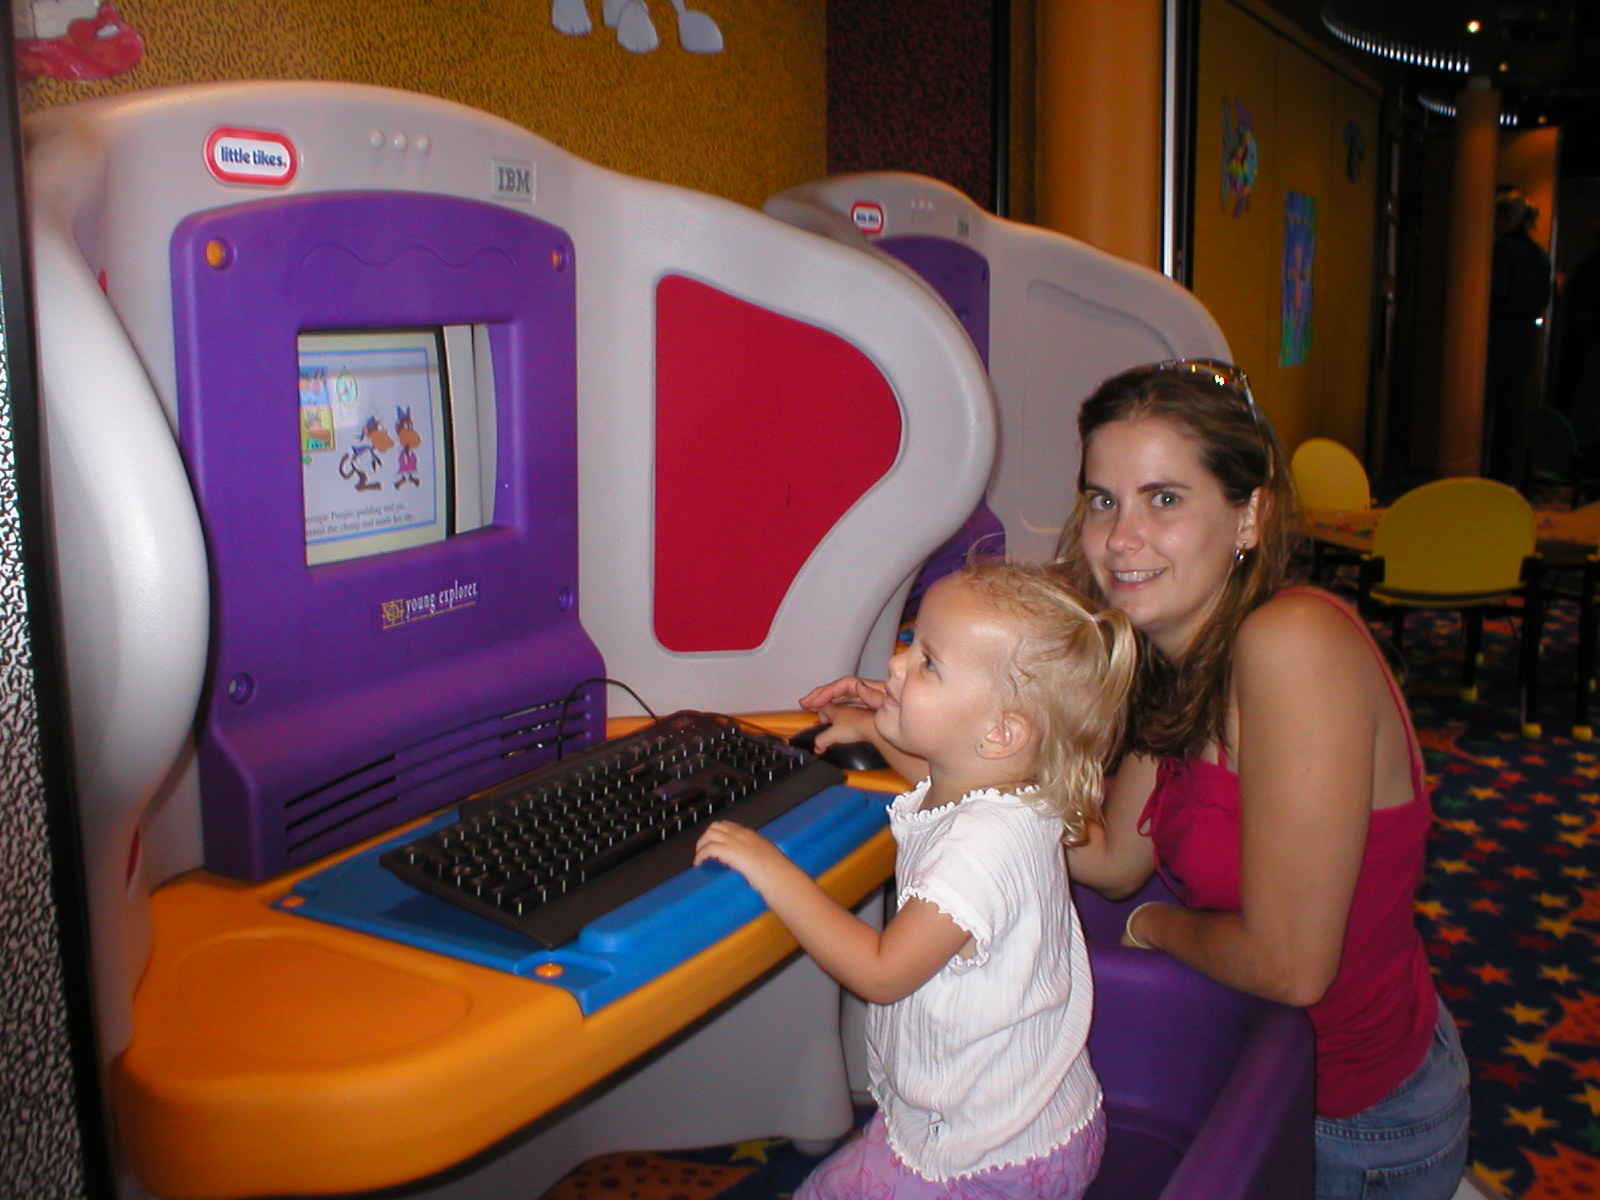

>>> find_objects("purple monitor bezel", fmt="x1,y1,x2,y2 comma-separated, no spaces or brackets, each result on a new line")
878,235,991,369
173,191,604,879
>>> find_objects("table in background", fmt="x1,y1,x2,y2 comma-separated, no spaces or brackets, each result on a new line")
1306,505,1600,739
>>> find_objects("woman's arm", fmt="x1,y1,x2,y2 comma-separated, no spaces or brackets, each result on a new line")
1067,752,1159,898
799,676,929,782
1124,592,1379,1007
694,820,968,1004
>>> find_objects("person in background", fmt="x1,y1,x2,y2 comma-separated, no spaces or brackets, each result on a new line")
701,561,1137,1200
1485,189,1554,484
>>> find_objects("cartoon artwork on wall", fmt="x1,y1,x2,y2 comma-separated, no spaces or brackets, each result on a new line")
551,0,723,54
1222,96,1257,218
1281,192,1316,367
14,0,143,80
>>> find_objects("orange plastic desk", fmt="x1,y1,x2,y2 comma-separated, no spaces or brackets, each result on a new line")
113,712,900,1200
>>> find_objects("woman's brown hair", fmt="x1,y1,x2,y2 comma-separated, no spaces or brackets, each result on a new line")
1051,363,1304,760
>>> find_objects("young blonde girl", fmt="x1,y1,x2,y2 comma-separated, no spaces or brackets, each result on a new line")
695,560,1137,1200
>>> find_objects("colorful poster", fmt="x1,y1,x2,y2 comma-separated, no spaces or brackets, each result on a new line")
1222,96,1258,217
1281,192,1316,367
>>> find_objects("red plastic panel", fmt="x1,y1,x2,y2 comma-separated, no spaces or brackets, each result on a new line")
654,275,902,652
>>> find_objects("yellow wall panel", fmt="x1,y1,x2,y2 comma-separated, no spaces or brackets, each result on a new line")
1191,0,1380,462
1192,0,1280,408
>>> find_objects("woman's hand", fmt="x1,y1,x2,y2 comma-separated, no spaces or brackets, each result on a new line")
1068,754,1158,898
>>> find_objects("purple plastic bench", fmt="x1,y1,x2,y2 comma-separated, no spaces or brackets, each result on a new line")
1076,881,1316,1200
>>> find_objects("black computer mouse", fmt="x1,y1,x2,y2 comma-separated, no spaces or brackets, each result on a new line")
788,722,890,773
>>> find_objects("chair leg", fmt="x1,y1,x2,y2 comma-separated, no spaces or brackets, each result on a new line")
1580,562,1599,741
1461,611,1482,702
1519,594,1544,739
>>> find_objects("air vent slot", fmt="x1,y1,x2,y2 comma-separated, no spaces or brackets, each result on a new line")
281,691,601,866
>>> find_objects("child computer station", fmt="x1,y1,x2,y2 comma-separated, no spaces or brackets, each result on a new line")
27,81,1311,1200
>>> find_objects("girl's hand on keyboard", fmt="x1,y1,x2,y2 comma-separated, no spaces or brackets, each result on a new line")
694,820,786,885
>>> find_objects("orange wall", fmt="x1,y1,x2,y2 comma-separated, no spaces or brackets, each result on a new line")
1189,0,1381,459
19,0,825,210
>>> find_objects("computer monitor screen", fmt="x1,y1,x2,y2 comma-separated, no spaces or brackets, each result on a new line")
300,328,452,565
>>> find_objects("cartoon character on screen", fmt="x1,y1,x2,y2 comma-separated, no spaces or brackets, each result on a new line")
339,416,392,492
394,406,422,489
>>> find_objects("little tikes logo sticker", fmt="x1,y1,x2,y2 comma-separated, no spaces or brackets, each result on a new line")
205,127,298,186
850,201,886,236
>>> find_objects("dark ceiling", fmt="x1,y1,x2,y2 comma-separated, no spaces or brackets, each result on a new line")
1268,1,1600,177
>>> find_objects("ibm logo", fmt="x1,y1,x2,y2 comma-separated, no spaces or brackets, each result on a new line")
493,158,536,203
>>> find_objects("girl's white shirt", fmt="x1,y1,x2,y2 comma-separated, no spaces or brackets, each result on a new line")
867,780,1101,1180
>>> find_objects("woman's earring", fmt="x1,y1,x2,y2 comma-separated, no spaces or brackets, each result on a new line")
1235,543,1247,563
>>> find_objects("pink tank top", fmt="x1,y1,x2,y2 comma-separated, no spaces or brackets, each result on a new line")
1136,589,1437,1119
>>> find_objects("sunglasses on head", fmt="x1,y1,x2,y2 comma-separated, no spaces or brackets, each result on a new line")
1149,358,1256,408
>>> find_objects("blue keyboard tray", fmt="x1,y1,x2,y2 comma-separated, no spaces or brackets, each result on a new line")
275,783,890,1014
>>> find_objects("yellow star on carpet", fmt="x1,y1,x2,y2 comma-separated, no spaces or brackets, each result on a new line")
1578,1083,1600,1117
1537,892,1571,909
1576,764,1600,779
730,1138,787,1165
1506,1002,1550,1025
1565,866,1594,879
1506,1037,1558,1067
1469,1162,1516,1196
1540,963,1578,985
1559,812,1590,826
1436,858,1472,874
1416,899,1447,920
1505,1104,1559,1134
1480,756,1509,769
1536,915,1576,938
1442,818,1482,835
1470,786,1501,800
1560,831,1593,849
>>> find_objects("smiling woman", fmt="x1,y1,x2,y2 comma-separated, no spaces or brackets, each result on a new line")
1054,361,1470,1200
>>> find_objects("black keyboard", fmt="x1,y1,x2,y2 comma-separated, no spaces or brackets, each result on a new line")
380,711,845,949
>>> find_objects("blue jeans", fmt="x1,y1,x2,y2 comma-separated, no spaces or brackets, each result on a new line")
1313,996,1470,1200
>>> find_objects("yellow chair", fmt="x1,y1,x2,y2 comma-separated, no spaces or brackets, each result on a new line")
1291,437,1373,512
1357,477,1542,735
1356,476,1542,732
1292,438,1374,584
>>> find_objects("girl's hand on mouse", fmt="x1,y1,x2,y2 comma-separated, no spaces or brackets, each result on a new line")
811,705,879,752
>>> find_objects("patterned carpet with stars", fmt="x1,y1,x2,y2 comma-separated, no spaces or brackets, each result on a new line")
536,585,1600,1200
